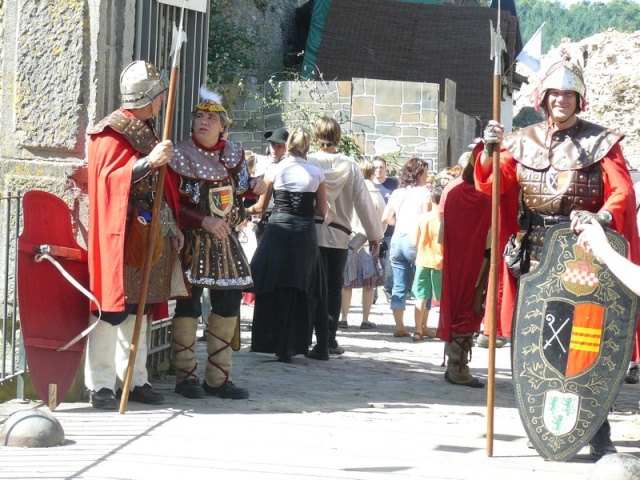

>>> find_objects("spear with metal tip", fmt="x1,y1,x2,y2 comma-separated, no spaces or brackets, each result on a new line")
119,2,187,414
486,0,505,455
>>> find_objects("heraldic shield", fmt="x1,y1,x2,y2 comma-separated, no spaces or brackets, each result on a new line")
512,224,640,461
17,191,89,410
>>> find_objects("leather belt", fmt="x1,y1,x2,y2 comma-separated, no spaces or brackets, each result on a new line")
314,219,351,235
529,213,571,227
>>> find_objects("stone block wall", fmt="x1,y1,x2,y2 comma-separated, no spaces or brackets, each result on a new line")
352,78,440,170
0,0,134,400
227,78,477,173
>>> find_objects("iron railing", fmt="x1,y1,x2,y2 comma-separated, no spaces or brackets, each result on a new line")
0,193,25,400
135,0,210,143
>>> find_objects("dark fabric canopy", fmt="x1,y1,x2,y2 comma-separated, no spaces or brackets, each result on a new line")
310,0,521,124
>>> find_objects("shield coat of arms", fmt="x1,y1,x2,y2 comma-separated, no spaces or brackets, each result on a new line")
512,225,639,461
209,185,234,217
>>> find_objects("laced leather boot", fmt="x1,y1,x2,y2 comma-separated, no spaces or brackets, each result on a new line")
444,332,484,388
171,316,205,399
203,314,249,400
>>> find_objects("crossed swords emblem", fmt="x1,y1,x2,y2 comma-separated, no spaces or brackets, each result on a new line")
544,314,571,353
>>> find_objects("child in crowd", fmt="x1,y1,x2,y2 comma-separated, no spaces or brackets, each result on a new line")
411,186,443,341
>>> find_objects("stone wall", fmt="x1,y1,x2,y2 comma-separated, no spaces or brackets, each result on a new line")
213,0,308,82
227,78,477,173
352,78,439,170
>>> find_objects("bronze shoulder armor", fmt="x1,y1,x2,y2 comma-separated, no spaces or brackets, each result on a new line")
87,110,158,155
503,119,623,171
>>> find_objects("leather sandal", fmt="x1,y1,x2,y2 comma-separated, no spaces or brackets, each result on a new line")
393,329,412,338
421,327,437,338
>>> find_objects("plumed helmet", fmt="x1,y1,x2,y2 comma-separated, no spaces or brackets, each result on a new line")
192,86,231,129
194,86,228,116
120,61,169,109
535,50,587,112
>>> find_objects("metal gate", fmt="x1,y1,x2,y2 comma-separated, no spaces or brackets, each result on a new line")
134,0,211,369
135,0,210,142
0,193,26,400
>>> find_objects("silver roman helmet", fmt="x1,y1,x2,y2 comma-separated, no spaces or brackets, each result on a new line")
537,51,587,111
120,61,169,109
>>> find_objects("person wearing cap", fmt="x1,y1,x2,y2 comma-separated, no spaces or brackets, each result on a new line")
85,60,184,409
252,127,289,241
255,127,289,176
165,87,265,400
477,52,639,458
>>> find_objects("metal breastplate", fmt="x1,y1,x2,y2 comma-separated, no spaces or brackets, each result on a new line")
517,162,604,217
518,163,604,266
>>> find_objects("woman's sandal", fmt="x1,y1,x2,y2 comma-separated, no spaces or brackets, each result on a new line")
421,326,437,338
412,332,424,342
360,321,377,329
393,329,412,338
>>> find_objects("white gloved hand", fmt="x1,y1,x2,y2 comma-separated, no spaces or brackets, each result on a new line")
483,121,503,157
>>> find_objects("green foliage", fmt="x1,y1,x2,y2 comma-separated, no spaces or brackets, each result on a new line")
516,0,640,52
206,2,258,86
512,106,544,130
259,74,367,160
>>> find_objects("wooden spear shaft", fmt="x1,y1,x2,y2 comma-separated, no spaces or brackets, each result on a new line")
118,64,179,414
486,22,503,455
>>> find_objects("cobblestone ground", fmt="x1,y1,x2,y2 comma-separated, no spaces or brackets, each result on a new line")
0,289,638,479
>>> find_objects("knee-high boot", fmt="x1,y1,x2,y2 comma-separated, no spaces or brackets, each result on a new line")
171,316,205,399
202,314,249,400
445,332,484,388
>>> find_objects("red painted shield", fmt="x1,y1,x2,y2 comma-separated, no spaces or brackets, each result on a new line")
18,191,89,409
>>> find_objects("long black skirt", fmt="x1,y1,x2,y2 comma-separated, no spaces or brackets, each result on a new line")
250,288,313,359
250,212,325,359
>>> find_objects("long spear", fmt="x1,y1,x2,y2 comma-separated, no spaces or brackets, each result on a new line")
486,0,504,455
119,3,187,414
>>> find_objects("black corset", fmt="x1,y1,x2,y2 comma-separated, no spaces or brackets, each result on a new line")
272,190,316,216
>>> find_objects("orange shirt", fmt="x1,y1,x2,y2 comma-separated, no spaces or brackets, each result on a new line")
414,211,443,269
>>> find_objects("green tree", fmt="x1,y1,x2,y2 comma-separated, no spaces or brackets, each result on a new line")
513,106,544,130
516,0,640,52
207,1,258,86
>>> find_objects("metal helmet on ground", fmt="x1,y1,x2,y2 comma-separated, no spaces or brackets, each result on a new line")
536,51,587,112
120,61,168,109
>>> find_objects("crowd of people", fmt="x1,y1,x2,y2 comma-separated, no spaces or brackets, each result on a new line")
84,56,640,461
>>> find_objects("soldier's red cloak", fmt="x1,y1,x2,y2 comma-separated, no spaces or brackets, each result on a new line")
473,141,640,360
